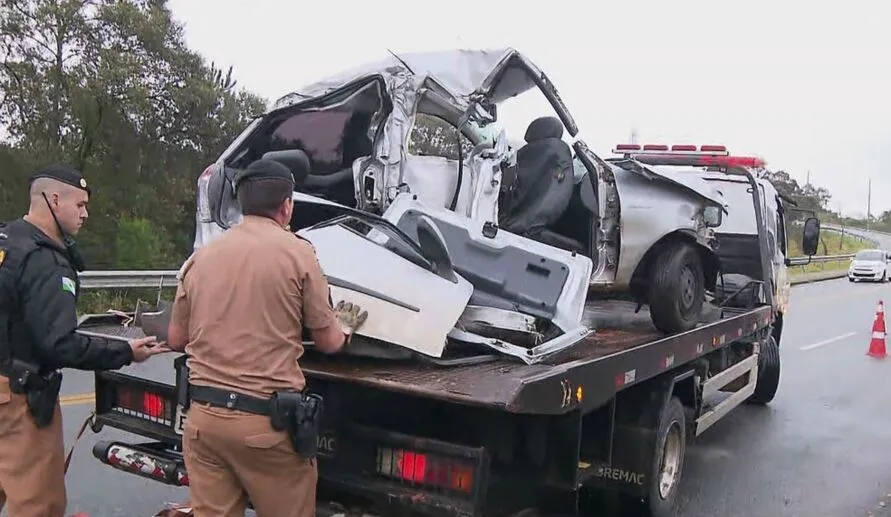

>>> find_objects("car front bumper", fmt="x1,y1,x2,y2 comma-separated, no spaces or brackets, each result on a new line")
848,269,884,281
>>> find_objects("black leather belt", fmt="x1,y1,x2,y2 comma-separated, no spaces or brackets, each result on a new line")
0,360,50,387
189,384,270,415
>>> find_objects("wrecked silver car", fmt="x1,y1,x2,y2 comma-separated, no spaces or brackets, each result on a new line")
191,48,727,363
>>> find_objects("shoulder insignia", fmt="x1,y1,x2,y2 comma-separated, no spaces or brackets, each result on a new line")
293,232,318,251
61,276,76,296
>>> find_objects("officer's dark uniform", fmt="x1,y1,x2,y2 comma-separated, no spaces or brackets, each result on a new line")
0,165,137,517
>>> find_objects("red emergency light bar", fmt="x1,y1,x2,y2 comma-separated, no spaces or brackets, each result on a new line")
634,153,766,169
611,143,764,169
612,144,729,156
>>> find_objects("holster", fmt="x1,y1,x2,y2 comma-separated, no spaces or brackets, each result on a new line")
269,390,324,460
5,359,62,428
174,354,191,410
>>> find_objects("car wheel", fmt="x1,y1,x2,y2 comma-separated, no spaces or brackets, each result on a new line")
648,242,705,334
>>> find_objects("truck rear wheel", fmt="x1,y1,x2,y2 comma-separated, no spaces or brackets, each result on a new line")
648,242,705,334
747,334,780,405
643,395,686,517
601,395,687,517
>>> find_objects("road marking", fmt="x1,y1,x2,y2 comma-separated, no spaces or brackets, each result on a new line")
799,331,858,351
60,393,95,407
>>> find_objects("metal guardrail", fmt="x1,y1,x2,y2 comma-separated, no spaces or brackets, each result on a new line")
80,270,178,290
78,255,857,290
803,254,854,263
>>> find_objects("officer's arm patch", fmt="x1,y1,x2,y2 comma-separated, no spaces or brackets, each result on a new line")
61,276,76,296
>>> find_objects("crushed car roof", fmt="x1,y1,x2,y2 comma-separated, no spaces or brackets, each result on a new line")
272,47,531,111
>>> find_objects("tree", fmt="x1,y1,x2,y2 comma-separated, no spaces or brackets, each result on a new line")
0,0,267,268
758,168,833,222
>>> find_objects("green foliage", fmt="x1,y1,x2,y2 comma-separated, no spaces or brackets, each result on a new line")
788,227,870,258
115,216,170,269
756,169,833,223
77,286,177,315
787,228,871,277
0,0,267,269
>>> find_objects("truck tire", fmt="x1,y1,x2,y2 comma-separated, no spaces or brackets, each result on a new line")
644,396,686,517
580,395,687,517
648,242,705,334
747,335,780,405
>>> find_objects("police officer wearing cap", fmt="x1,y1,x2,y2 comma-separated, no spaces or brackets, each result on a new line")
0,164,167,516
165,158,368,517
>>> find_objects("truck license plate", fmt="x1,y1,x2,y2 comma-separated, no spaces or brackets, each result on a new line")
173,404,188,435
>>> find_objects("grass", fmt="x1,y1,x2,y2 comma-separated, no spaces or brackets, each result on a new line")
787,229,873,275
77,287,178,317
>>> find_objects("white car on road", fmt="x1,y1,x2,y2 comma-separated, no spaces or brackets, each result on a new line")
848,248,891,282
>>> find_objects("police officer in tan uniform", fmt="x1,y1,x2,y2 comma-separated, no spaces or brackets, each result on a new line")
165,158,367,517
0,165,165,516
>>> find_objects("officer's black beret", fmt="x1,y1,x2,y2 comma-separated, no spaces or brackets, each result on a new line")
233,159,295,190
28,164,92,196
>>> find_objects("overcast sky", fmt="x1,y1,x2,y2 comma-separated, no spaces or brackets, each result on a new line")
167,0,890,218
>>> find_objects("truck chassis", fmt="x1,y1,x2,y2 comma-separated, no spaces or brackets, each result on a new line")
79,299,775,517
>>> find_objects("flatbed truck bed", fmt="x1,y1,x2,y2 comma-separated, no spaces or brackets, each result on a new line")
77,301,770,416
77,297,777,517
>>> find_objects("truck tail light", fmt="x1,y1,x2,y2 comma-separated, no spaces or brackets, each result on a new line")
114,385,173,424
376,447,476,494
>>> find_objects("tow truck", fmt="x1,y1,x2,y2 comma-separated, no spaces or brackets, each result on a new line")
76,138,821,517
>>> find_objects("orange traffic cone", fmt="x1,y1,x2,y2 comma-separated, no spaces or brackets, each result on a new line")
867,300,887,359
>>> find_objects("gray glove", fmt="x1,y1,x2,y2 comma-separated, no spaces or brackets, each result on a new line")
334,300,368,342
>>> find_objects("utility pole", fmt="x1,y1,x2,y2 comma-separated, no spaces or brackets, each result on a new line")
867,178,872,231
630,127,639,145
806,170,811,186
838,203,845,249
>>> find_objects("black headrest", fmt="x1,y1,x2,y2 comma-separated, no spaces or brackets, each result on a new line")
234,159,295,190
524,116,564,142
262,149,311,184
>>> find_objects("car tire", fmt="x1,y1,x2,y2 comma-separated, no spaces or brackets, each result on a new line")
648,242,705,334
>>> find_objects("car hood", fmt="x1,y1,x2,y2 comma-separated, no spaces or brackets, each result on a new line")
851,260,884,268
607,161,727,210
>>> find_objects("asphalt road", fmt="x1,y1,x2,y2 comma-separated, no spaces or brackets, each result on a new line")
10,276,891,517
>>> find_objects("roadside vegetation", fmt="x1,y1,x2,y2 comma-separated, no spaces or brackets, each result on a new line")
787,229,873,277
77,286,177,317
